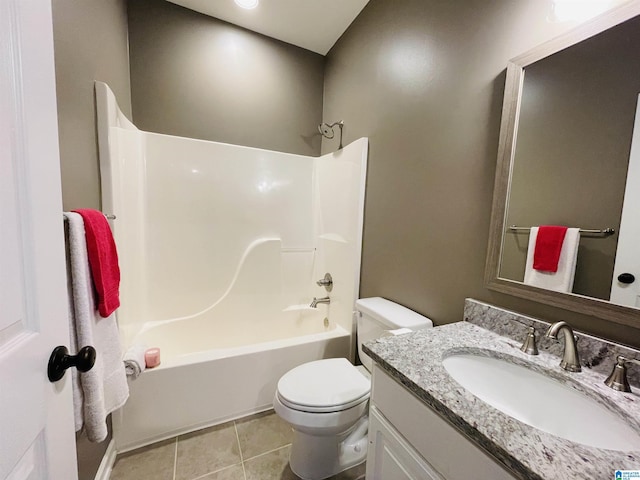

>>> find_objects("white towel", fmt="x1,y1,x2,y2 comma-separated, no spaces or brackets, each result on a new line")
123,344,148,379
64,212,129,442
523,227,580,293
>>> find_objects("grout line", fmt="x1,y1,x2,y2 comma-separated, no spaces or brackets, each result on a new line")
233,421,247,480
172,436,178,480
241,443,292,463
189,463,244,480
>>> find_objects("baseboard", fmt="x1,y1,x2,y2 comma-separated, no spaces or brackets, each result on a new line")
93,439,117,480
115,405,273,453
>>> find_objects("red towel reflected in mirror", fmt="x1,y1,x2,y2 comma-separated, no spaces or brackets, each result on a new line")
533,225,569,273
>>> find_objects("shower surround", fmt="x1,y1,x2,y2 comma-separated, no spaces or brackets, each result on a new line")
95,82,368,450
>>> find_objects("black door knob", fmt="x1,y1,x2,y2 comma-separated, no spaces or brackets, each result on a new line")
617,273,636,285
48,345,96,382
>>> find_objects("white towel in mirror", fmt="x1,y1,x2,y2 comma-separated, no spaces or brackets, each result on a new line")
523,227,580,293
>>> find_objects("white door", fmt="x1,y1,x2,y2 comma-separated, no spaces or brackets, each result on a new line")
0,0,78,479
610,95,640,308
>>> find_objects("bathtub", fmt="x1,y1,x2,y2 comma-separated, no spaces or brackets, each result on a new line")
113,312,350,451
96,82,367,451
111,237,355,451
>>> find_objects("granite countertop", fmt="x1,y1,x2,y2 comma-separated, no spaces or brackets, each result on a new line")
363,320,640,480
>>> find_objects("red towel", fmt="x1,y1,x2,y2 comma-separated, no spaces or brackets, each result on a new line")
533,225,568,273
73,209,121,317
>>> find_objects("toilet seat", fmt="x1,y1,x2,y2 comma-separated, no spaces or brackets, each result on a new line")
277,390,369,413
276,358,371,413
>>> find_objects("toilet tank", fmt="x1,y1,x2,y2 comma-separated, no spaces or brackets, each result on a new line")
356,297,433,371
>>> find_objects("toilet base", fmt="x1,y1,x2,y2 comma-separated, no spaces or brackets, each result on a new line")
288,415,368,480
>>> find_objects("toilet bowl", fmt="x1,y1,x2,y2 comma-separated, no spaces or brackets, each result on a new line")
274,297,433,480
274,358,371,479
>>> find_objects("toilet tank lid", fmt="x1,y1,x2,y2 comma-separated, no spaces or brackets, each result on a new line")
355,297,433,329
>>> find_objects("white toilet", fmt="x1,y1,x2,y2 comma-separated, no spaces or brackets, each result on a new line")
273,297,433,480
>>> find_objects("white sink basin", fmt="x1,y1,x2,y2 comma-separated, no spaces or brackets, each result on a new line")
442,353,640,451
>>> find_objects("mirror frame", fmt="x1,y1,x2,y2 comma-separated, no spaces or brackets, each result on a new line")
485,0,640,329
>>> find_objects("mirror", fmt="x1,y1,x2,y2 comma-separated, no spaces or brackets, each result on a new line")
485,1,640,328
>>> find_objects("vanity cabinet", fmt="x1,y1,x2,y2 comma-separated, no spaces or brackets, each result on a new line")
366,365,518,480
367,406,445,479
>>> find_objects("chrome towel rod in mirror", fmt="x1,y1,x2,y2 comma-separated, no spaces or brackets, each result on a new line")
509,225,615,236
63,213,116,220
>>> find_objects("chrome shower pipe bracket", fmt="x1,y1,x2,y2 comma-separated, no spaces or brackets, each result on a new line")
318,121,344,149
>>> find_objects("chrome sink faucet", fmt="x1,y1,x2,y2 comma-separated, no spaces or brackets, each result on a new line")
310,296,330,308
545,321,581,372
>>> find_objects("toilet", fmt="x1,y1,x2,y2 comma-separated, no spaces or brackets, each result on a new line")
273,297,433,480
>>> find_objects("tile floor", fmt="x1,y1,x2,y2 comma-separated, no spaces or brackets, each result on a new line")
110,410,366,480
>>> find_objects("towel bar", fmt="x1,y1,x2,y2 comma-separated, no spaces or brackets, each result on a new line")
508,225,614,236
63,213,116,220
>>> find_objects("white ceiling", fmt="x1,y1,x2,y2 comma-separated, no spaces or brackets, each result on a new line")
166,0,370,55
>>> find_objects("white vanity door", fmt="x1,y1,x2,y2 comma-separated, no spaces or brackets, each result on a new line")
367,406,445,480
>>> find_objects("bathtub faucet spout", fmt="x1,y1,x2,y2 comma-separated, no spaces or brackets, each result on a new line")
310,296,330,308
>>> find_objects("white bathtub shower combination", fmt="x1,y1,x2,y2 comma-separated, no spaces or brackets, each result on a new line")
95,83,368,450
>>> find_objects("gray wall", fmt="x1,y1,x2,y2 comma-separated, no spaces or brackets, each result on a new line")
53,0,132,211
52,0,131,478
127,0,325,156
323,0,640,347
502,16,640,301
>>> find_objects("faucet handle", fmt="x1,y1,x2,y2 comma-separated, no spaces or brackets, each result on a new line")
513,320,539,355
316,273,333,292
520,326,539,356
604,355,640,393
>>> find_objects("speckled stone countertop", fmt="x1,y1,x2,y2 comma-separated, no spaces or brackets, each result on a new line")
363,304,640,480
